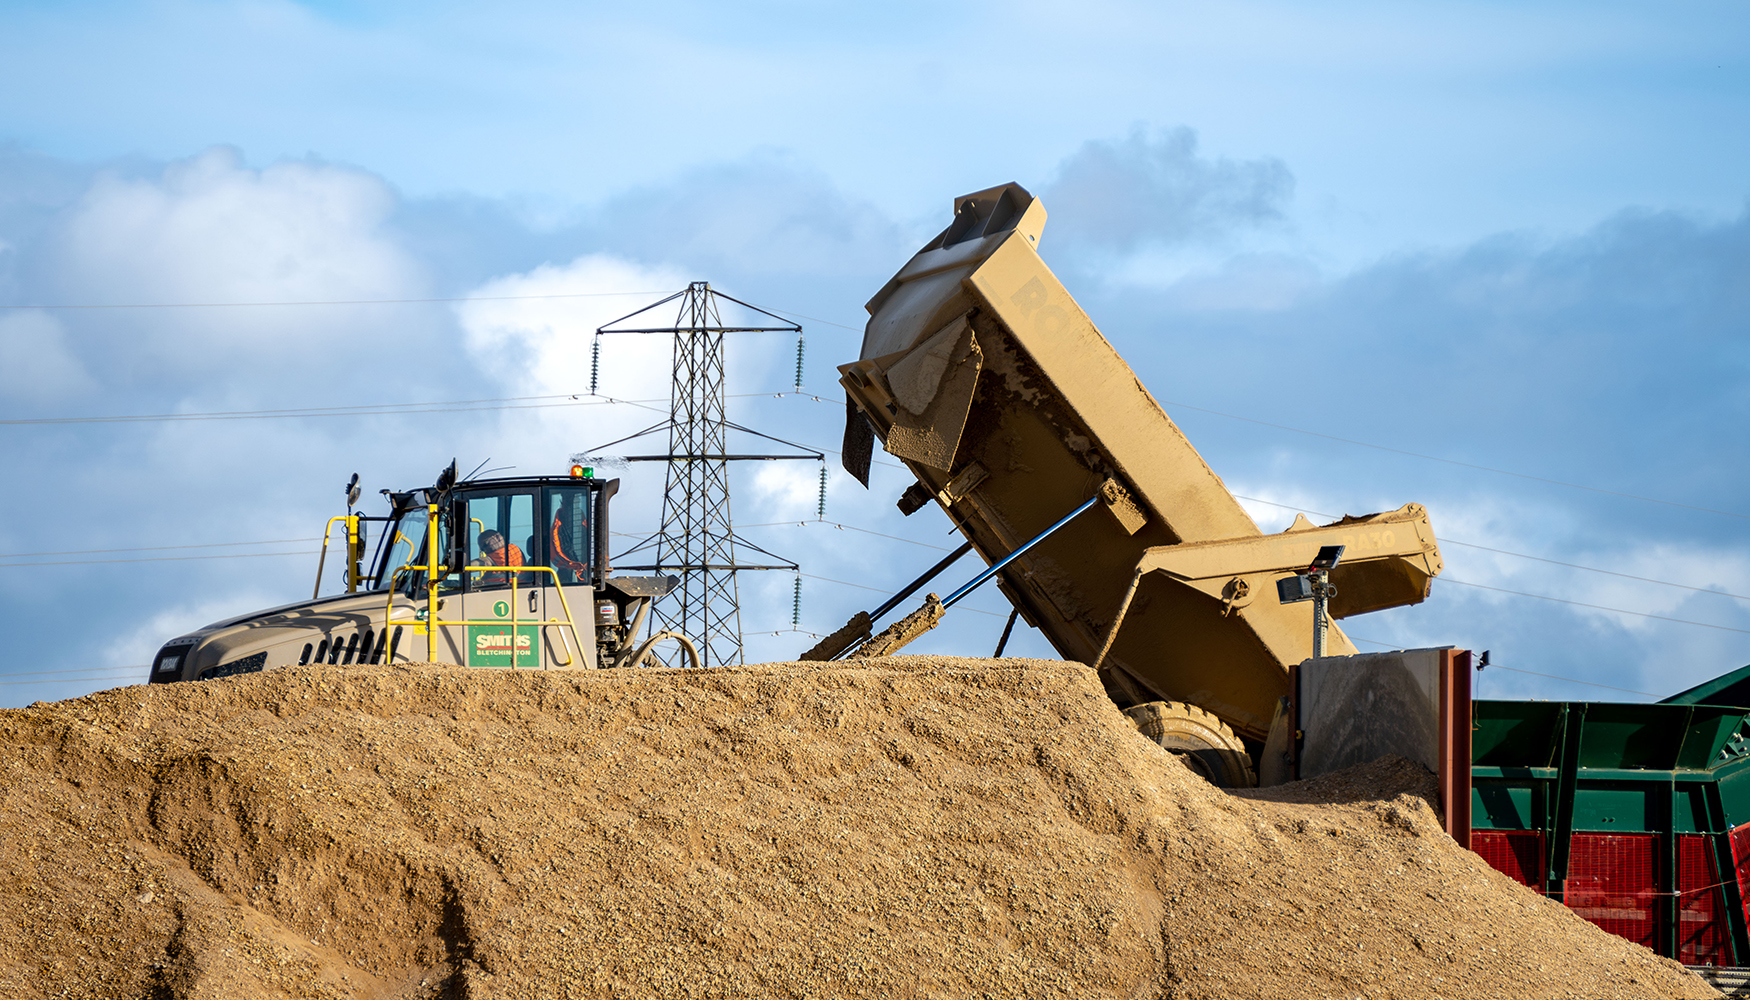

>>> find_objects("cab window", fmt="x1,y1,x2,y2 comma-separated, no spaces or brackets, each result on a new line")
464,491,538,591
545,487,593,586
377,507,429,591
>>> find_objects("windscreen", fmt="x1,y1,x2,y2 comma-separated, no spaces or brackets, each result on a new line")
376,506,429,590
373,503,463,594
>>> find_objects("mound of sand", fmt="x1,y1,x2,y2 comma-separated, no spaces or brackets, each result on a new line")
0,657,1713,999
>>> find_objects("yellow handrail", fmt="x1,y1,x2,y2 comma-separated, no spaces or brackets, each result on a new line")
312,515,365,600
383,561,586,670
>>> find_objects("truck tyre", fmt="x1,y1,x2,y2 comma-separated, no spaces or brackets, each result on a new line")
1122,701,1258,788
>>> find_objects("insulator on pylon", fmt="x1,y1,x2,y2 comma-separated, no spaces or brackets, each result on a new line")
792,573,802,627
794,335,805,392
590,333,601,395
816,464,827,520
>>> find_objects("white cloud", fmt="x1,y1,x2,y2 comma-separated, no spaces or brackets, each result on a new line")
747,461,827,524
455,254,687,401
0,309,94,401
44,146,426,381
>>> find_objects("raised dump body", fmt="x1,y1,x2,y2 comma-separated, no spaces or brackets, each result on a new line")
838,183,1443,741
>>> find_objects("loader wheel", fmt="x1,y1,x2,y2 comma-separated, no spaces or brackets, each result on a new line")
1122,701,1258,789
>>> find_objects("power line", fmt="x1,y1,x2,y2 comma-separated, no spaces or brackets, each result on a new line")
0,386,910,476
0,675,142,688
0,550,317,568
1439,577,1750,634
1477,665,1660,699
1441,539,1750,603
0,290,671,311
607,392,910,471
727,391,837,402
799,572,1006,618
0,669,147,686
1169,399,1747,520
1345,635,1659,697
737,519,956,551
0,282,865,335
0,537,318,559
0,393,651,426
734,298,864,334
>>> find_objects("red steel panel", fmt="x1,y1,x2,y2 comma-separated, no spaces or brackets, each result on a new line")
1473,830,1544,888
1565,834,1658,949
1438,650,1473,849
1731,822,1750,936
1679,834,1729,965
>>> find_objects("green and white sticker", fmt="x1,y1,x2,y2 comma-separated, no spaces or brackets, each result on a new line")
467,624,540,668
493,600,510,618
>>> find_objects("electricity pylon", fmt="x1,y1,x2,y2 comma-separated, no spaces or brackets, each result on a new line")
581,282,818,667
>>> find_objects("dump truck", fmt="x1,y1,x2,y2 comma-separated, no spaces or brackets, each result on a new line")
147,463,684,684
822,182,1445,785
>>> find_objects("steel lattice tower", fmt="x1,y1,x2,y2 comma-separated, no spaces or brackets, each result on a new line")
583,283,817,667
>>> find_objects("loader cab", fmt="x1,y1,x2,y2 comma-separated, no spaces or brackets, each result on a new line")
370,474,621,669
374,478,605,596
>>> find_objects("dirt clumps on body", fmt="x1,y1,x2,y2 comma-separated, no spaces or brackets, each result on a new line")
0,656,1715,999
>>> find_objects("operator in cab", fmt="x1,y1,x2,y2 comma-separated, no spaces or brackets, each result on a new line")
473,529,526,586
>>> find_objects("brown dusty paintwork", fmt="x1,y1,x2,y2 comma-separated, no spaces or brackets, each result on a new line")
840,183,1445,740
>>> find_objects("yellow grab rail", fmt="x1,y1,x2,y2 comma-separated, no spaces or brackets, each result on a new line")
383,561,587,669
312,514,366,600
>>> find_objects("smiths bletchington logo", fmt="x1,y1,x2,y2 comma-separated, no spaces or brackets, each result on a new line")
475,632,533,653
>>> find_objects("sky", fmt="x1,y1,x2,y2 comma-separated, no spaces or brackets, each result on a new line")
0,0,1747,708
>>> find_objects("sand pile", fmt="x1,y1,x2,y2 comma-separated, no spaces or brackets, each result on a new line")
0,657,1714,999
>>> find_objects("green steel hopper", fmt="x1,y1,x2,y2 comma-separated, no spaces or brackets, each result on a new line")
1471,664,1750,966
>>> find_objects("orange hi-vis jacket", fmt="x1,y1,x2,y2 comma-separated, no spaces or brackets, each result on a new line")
482,543,524,585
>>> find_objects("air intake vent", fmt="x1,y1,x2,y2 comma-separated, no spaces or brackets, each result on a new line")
198,651,268,681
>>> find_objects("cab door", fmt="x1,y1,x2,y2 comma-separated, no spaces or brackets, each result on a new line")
543,484,600,668
457,490,546,669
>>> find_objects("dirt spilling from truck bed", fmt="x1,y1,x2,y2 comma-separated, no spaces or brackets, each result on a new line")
0,657,1713,999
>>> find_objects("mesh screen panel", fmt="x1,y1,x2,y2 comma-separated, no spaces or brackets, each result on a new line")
1565,834,1658,949
1681,834,1730,965
1473,830,1544,888
1731,823,1750,941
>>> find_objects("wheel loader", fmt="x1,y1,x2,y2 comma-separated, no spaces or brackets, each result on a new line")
147,463,684,685
813,182,1446,787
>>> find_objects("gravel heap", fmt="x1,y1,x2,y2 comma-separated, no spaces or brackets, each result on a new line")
0,657,1715,999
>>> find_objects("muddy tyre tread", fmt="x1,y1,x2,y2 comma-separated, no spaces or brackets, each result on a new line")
1123,700,1258,788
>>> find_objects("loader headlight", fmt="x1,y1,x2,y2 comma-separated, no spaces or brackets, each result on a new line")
149,639,198,683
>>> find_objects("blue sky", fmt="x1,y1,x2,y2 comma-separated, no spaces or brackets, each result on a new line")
1,0,1747,706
